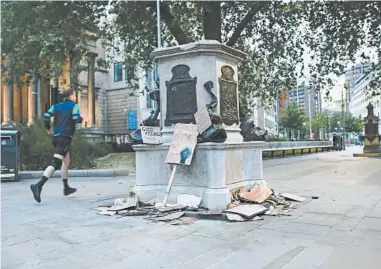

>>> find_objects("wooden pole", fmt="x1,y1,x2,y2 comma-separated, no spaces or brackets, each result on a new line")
162,165,177,207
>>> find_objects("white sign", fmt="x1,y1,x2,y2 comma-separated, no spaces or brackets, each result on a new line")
194,106,212,134
165,124,198,165
141,126,163,145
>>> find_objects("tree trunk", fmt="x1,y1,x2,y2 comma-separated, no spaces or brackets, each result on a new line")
202,1,221,42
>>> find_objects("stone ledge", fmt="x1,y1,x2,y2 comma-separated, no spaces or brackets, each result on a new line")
20,169,130,179
151,40,247,63
133,141,266,152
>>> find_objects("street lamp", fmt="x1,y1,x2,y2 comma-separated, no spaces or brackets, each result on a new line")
307,86,312,139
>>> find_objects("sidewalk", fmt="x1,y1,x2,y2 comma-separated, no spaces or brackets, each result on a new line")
20,168,131,179
2,147,381,269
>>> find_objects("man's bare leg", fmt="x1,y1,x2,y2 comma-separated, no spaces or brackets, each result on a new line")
61,152,76,196
30,153,64,203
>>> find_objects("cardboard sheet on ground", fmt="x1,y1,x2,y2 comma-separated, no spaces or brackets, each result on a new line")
281,193,306,202
109,193,138,211
141,126,163,145
224,204,267,219
165,124,198,165
155,212,185,221
239,181,273,203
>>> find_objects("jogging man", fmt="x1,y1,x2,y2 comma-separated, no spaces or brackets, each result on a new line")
30,88,82,203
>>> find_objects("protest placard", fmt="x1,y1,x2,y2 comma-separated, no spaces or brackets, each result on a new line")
194,106,212,134
141,126,163,145
165,123,198,165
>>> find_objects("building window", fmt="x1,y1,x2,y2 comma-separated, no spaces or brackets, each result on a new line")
125,65,135,82
127,110,138,130
114,62,123,82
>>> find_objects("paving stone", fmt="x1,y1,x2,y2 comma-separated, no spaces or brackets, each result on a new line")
184,245,236,268
293,212,342,227
344,207,368,218
281,243,335,269
355,216,381,232
332,216,362,232
279,222,330,236
318,246,381,269
2,149,381,269
366,207,381,218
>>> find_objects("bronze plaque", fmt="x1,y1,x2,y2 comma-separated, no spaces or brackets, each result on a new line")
218,65,239,126
165,65,198,126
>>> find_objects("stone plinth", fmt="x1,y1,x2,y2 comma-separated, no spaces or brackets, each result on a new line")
133,141,264,210
152,40,246,143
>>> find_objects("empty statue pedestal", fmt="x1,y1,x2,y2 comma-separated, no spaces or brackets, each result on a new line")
132,141,265,210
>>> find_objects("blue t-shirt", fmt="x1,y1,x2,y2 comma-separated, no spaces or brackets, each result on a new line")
44,100,82,137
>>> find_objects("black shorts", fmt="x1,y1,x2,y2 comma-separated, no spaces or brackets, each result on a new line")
52,136,72,157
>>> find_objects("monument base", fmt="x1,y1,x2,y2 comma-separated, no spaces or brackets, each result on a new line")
132,141,264,210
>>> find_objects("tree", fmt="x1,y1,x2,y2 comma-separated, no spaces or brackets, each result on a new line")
107,1,381,107
2,1,381,108
280,101,306,140
310,112,329,139
329,112,363,133
1,1,107,87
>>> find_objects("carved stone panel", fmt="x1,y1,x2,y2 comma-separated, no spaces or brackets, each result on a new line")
165,65,198,126
218,65,239,126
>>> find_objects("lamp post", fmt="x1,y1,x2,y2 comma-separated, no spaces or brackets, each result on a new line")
156,0,161,48
308,86,312,139
341,84,348,150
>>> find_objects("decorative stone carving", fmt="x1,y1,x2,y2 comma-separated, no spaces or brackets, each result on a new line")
361,102,381,153
129,89,161,144
239,110,269,142
197,81,227,143
218,65,239,126
165,65,198,126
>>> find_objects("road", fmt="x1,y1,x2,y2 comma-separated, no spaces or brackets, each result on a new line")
2,146,381,269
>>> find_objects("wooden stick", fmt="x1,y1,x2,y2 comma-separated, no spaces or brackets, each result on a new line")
162,165,177,207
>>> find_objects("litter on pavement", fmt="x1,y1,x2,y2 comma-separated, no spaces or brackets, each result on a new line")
93,181,309,224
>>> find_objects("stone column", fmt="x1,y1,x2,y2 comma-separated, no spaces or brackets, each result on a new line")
28,74,39,125
87,53,96,127
2,58,14,125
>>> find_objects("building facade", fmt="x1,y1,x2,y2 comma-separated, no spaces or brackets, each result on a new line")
250,97,278,136
348,72,381,134
1,36,152,143
289,83,322,119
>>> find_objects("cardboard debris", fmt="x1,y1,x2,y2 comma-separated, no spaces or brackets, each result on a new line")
98,210,117,216
224,204,267,219
238,181,273,203
226,213,247,222
281,193,306,202
93,181,309,225
168,219,183,225
118,210,148,217
180,217,199,224
157,205,186,212
177,194,201,208
109,192,138,211
155,212,185,222
265,205,292,216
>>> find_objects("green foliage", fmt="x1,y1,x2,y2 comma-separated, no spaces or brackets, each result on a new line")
280,101,307,134
329,112,363,133
16,120,113,171
2,1,381,106
1,1,107,87
306,112,329,138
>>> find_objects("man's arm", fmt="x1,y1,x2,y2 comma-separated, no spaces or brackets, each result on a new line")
44,105,54,130
72,103,83,124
